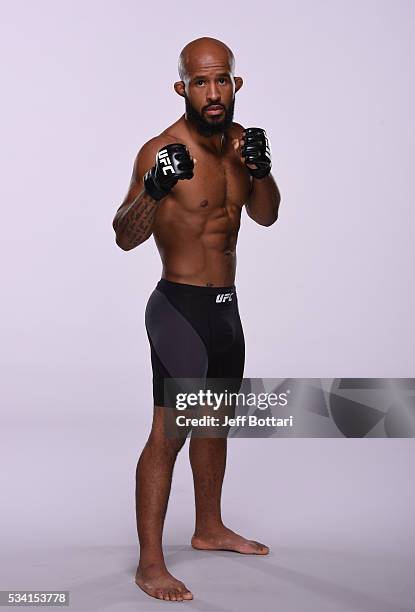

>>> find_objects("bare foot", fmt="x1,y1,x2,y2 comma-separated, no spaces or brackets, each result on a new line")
135,563,193,601
191,526,269,555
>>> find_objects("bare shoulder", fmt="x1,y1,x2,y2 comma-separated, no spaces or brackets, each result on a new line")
116,127,185,215
135,126,187,170
133,135,167,177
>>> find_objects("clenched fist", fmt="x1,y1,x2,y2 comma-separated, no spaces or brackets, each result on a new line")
233,127,272,179
144,143,195,201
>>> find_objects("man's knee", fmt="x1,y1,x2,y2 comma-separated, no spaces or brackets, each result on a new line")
147,405,190,455
147,429,187,457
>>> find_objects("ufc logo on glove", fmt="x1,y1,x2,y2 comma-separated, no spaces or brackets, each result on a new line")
158,149,174,175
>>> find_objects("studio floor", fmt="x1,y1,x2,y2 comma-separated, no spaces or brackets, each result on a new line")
2,540,415,611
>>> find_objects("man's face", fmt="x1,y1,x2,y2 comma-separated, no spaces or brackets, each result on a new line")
184,90,235,136
182,59,237,136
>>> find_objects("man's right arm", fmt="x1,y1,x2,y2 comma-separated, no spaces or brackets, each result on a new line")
112,138,161,251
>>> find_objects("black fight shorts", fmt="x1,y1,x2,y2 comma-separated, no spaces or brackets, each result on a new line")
145,278,245,407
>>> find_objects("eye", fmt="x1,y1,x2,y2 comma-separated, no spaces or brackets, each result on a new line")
196,79,205,86
218,77,228,84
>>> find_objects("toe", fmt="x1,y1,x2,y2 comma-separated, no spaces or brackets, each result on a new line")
176,580,193,600
169,590,177,601
174,589,182,601
252,540,269,553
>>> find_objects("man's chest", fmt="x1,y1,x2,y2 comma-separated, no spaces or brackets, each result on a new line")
171,149,251,212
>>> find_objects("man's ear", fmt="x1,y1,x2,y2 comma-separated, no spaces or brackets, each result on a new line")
174,81,185,97
234,76,243,93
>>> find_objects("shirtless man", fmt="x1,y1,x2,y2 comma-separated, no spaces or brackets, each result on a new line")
112,36,280,602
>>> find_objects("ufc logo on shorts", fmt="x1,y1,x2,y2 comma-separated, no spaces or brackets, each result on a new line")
216,292,234,303
158,149,175,175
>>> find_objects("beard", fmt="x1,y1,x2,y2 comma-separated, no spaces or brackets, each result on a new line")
184,93,235,137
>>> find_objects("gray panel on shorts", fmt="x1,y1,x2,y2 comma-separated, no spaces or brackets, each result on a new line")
145,289,209,378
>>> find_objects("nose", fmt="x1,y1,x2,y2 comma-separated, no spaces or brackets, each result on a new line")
206,82,221,104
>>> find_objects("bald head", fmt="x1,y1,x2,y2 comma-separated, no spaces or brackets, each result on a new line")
174,37,243,136
178,37,235,82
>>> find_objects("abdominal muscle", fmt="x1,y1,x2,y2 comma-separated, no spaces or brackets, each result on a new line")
153,201,240,287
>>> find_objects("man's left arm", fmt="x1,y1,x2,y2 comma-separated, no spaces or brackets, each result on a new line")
234,127,281,226
246,172,280,226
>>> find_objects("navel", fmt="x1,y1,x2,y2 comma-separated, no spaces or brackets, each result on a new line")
200,199,208,207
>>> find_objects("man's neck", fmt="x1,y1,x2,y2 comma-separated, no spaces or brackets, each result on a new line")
183,114,225,155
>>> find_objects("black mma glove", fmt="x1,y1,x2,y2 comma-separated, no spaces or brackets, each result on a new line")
241,127,272,179
144,143,194,201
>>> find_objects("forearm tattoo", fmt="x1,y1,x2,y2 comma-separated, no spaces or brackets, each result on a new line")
117,191,158,249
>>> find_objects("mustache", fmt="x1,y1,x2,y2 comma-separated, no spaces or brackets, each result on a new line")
184,94,235,136
203,103,225,111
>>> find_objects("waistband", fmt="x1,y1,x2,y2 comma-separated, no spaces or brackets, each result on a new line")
157,278,236,296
